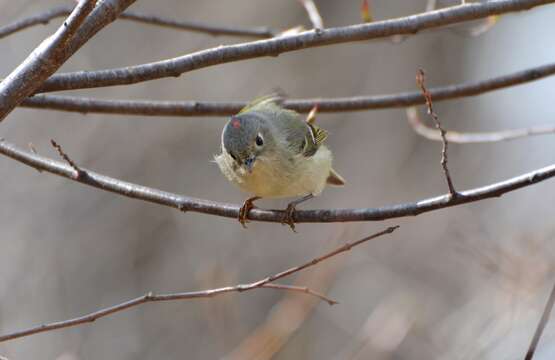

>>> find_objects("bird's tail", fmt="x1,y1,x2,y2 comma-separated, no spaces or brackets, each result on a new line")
327,168,345,186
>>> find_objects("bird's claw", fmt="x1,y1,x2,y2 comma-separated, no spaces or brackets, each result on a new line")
281,203,298,232
238,196,260,228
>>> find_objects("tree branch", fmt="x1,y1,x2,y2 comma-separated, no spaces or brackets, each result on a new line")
0,5,275,40
525,281,555,360
0,139,553,225
18,61,555,117
0,226,398,342
0,0,97,121
34,0,555,93
0,0,138,123
53,0,137,65
407,107,555,143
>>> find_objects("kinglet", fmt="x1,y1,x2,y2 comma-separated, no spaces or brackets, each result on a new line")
215,96,344,231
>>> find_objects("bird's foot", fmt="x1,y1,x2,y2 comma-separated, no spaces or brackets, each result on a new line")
280,194,314,233
238,196,261,228
281,202,298,233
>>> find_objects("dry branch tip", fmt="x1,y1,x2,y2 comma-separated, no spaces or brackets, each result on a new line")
416,69,459,197
50,139,84,178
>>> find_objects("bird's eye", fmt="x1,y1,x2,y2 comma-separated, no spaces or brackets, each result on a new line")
255,134,264,147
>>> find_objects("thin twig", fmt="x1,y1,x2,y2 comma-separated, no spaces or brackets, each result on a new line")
298,0,324,30
261,284,338,305
525,281,555,360
0,139,554,224
407,107,555,143
50,140,84,179
0,227,397,342
0,6,70,39
225,230,344,360
0,5,275,40
0,0,97,121
34,0,555,93
119,11,275,38
19,62,555,116
416,69,458,196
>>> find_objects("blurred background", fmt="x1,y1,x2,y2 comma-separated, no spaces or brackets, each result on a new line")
0,0,554,359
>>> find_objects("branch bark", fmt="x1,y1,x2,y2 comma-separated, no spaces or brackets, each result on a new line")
0,0,138,122
34,0,555,93
0,139,553,225
18,62,555,116
0,226,398,342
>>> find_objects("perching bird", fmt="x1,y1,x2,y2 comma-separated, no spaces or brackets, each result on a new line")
214,96,344,231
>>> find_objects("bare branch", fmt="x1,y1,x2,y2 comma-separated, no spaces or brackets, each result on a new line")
19,62,555,116
525,281,555,360
0,5,275,40
0,0,97,121
298,0,324,30
34,0,555,93
407,107,555,143
416,69,458,196
0,139,553,225
0,227,397,342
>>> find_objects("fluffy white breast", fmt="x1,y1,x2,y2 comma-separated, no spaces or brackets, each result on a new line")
215,146,333,199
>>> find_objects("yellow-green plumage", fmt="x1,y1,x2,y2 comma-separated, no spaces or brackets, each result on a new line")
215,97,344,199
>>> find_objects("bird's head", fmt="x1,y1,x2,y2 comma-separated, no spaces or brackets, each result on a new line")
221,112,273,173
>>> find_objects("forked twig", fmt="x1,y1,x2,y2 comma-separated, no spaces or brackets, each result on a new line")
0,0,97,121
0,226,398,342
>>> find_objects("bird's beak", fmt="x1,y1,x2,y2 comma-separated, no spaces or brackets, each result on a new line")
244,156,256,173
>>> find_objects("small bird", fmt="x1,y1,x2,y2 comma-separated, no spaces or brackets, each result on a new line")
214,96,344,231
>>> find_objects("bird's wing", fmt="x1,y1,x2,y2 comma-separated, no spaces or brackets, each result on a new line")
267,102,328,157
241,96,329,157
